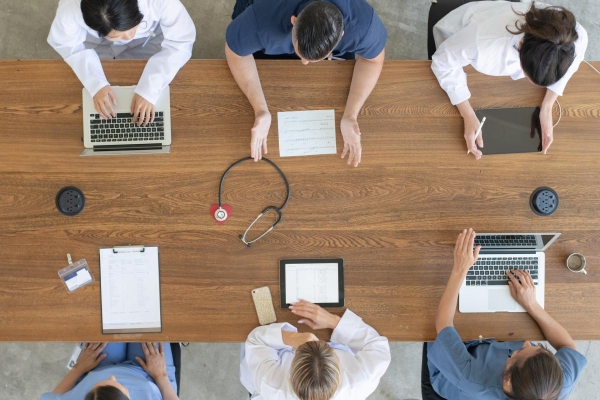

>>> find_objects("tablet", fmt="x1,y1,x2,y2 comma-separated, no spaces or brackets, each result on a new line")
279,259,344,308
475,107,542,155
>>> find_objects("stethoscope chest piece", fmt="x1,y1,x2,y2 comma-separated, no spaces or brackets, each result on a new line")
210,204,232,225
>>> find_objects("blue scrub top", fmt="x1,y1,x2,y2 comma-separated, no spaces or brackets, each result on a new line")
40,365,162,400
427,327,588,400
226,0,387,59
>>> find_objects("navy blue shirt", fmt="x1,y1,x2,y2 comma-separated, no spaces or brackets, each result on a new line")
427,327,588,400
226,0,387,59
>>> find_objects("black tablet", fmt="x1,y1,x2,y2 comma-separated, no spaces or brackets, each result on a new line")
475,107,542,155
279,258,344,308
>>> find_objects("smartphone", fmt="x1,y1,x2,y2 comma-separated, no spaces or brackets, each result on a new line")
251,286,277,325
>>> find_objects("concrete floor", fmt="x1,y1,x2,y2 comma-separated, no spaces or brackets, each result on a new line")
0,0,599,399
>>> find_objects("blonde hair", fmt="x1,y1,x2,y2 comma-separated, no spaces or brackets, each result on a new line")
291,341,341,400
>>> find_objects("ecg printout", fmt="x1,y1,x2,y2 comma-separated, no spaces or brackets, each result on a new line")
277,110,337,157
100,247,161,333
285,263,339,304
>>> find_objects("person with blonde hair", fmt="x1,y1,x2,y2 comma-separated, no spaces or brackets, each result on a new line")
240,300,391,399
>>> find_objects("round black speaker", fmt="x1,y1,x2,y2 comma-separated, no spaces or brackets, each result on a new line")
530,187,558,216
56,187,85,216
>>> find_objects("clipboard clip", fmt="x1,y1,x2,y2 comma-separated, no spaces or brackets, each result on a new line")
112,245,145,254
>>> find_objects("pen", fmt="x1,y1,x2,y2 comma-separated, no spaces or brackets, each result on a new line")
467,117,486,155
142,31,157,48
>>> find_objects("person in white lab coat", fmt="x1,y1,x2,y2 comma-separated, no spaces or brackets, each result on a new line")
48,0,196,125
431,1,587,159
240,300,391,399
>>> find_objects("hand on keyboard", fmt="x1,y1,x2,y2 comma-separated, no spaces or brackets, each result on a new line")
453,228,481,276
507,269,538,311
93,85,117,119
131,93,155,126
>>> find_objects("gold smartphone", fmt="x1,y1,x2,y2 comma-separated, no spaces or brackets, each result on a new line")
251,286,277,325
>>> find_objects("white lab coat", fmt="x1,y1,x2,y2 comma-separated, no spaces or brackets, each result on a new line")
431,1,588,105
240,310,391,399
48,0,196,105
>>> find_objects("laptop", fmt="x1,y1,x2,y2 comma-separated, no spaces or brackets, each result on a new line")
459,233,560,313
81,86,172,156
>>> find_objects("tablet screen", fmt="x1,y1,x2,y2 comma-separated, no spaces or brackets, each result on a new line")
285,263,339,304
475,107,542,155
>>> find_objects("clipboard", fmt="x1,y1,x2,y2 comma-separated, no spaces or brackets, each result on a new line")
99,245,162,334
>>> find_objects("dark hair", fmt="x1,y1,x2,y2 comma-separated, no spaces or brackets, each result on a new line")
84,386,129,400
508,2,578,87
503,345,564,400
81,0,144,38
295,1,344,61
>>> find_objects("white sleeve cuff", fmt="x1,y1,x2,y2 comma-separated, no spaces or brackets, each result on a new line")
331,309,362,345
447,86,472,106
262,322,297,350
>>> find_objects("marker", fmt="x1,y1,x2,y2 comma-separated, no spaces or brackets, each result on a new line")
467,117,486,155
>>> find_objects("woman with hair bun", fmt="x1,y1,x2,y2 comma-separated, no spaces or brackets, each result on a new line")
430,1,588,159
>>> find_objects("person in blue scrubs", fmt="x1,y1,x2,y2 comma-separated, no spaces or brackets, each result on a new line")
225,0,387,167
41,342,178,400
428,229,587,400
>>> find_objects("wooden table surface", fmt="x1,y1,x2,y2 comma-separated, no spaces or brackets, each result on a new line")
0,60,599,342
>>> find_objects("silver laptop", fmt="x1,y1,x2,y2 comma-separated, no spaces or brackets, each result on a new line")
81,86,171,156
459,233,560,313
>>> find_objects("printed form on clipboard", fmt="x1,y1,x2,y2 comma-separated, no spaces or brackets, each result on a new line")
100,246,162,334
277,110,337,157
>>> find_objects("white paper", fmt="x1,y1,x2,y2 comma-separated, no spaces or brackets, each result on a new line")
285,263,339,304
100,247,161,332
278,110,337,157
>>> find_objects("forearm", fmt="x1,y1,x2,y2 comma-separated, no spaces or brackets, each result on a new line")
541,89,559,111
456,100,476,119
435,271,464,333
155,376,179,400
52,368,85,394
343,52,384,119
225,43,269,115
526,303,576,350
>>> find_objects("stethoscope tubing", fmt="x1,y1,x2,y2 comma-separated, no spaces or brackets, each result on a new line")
218,157,290,211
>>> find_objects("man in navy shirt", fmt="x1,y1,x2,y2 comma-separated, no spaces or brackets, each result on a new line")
225,0,387,167
427,229,587,399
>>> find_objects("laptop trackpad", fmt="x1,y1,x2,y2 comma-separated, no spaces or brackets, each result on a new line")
488,289,517,311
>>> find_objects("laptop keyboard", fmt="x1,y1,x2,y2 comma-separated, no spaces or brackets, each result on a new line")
89,112,165,143
466,256,539,286
474,235,537,247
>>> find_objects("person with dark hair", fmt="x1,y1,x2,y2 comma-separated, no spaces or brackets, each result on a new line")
430,1,588,159
427,229,587,399
48,0,195,125
41,342,179,400
225,0,388,166
240,300,391,399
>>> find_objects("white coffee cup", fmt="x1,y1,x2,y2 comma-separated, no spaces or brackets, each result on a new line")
566,253,587,275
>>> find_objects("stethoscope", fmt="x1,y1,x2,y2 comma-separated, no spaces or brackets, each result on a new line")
211,157,290,247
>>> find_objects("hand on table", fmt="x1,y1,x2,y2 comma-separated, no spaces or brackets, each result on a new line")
93,86,117,120
507,269,539,311
136,342,168,381
290,299,341,330
453,228,481,276
540,105,554,154
251,111,271,161
341,116,362,167
463,114,484,160
73,342,107,374
131,94,155,126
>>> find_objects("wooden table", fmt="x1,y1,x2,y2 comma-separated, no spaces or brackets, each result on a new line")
0,60,599,342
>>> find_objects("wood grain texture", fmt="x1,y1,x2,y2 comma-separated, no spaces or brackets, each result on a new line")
0,60,599,342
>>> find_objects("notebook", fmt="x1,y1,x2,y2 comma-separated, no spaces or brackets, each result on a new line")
99,246,162,334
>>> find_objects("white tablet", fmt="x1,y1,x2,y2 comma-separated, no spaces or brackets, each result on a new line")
279,259,344,308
